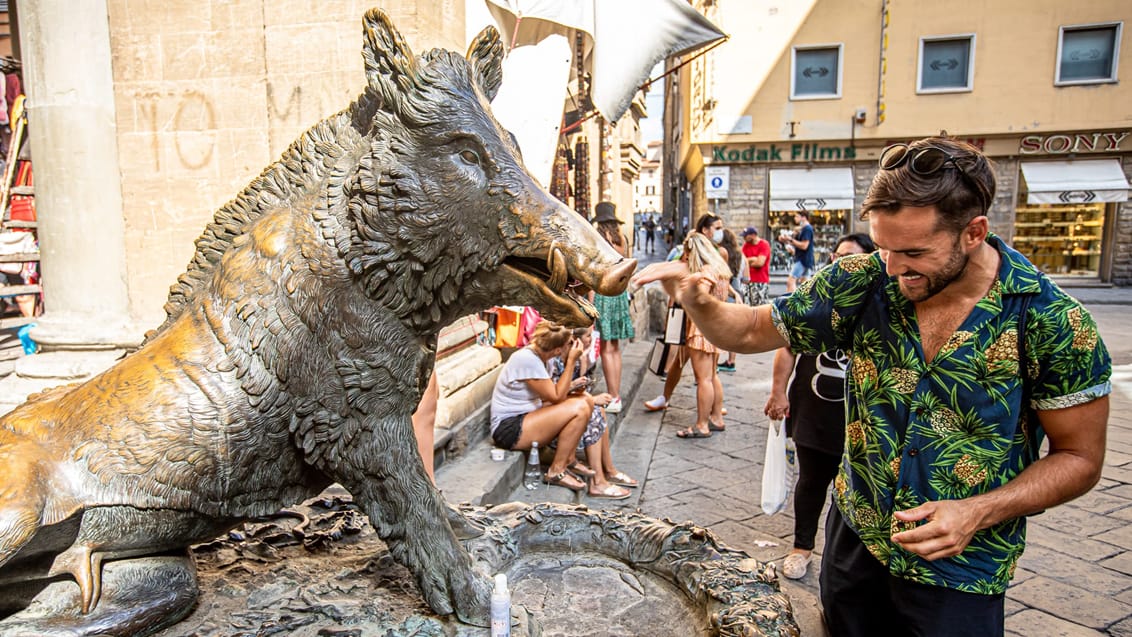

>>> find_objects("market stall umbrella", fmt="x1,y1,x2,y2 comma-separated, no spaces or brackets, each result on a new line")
477,0,726,183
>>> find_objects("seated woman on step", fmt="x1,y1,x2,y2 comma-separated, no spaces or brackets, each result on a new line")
547,325,637,500
489,320,602,493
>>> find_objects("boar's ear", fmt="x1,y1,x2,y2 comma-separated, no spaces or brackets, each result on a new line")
361,9,420,104
466,25,504,102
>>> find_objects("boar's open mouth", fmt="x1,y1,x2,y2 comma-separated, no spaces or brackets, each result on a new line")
501,248,597,321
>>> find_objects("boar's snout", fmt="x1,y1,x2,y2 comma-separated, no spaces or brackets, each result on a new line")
596,258,637,296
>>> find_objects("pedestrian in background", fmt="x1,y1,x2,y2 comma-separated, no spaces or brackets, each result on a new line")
643,214,657,254
717,227,745,373
763,232,875,580
741,227,771,305
635,136,1110,636
591,202,634,414
777,210,814,292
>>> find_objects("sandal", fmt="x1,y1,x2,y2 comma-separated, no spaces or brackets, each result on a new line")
568,461,597,478
588,483,631,500
708,420,726,432
675,427,712,439
543,470,585,492
607,471,638,488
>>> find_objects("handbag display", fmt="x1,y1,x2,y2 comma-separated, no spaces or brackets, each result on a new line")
663,305,687,345
761,419,797,515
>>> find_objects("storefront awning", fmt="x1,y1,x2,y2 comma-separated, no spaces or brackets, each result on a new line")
769,167,854,211
1020,160,1131,205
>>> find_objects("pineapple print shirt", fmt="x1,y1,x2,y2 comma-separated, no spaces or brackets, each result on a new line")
771,234,1111,594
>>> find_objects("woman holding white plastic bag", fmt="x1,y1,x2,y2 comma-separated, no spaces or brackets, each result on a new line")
763,233,875,580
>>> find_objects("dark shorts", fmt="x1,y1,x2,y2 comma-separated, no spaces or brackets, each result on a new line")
820,504,1005,636
492,413,526,450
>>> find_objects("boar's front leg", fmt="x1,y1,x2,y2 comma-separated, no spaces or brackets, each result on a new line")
332,414,491,626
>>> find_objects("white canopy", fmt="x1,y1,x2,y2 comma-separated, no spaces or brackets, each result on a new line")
1020,160,1131,204
486,0,726,122
769,167,854,211
475,0,726,185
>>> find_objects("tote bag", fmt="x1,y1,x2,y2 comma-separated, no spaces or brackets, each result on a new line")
761,419,797,515
647,338,671,377
663,305,687,345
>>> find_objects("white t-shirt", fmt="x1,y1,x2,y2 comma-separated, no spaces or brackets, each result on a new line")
490,347,550,433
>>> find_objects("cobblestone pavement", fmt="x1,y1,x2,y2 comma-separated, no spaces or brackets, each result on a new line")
529,242,1132,636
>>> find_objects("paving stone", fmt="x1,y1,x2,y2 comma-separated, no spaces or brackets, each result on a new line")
1102,463,1132,485
1102,483,1132,500
1067,489,1132,515
1111,615,1132,637
1005,609,1107,636
671,487,758,522
719,481,765,506
1093,523,1132,551
1008,575,1132,629
647,498,729,528
672,464,753,489
744,512,798,539
1026,523,1121,563
1102,551,1132,578
1004,597,1027,617
641,473,699,500
1031,506,1124,538
642,451,703,479
1108,450,1132,467
1016,544,1132,596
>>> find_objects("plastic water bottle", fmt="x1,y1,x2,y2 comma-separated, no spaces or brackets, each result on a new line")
490,573,511,637
524,441,541,490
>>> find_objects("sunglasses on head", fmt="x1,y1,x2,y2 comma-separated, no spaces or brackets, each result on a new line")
879,143,991,214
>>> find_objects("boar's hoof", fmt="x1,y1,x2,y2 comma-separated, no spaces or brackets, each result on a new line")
0,553,198,637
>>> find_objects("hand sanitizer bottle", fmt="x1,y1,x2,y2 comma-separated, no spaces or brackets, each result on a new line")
491,572,511,637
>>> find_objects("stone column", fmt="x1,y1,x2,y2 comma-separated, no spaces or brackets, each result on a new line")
19,0,140,351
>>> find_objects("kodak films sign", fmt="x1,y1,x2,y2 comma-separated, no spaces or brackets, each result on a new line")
710,143,857,163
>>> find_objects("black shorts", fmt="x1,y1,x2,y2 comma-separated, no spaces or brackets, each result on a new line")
492,413,526,450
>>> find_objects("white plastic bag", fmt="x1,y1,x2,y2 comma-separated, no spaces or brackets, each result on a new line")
761,419,797,515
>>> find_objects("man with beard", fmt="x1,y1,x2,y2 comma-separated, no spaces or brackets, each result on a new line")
634,136,1111,636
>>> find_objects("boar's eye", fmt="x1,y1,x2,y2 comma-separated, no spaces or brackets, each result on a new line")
459,149,481,166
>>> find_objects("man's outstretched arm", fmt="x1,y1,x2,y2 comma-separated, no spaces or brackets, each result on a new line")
633,261,787,354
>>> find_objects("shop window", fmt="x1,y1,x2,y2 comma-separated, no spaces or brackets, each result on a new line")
769,210,849,273
1056,23,1121,85
918,35,974,93
1013,202,1106,277
791,45,842,100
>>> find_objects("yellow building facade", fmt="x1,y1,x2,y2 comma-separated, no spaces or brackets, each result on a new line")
669,0,1132,283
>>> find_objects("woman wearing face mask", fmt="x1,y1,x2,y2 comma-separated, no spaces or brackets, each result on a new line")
695,214,728,263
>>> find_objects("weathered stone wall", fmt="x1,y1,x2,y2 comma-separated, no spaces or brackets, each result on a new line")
1114,159,1132,285
106,1,464,326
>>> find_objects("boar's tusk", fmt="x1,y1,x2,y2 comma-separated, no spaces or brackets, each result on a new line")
547,243,567,294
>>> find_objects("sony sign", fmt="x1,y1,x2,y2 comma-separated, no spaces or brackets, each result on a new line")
1019,131,1129,154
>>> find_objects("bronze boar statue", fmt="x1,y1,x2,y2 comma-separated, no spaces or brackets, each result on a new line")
0,8,634,636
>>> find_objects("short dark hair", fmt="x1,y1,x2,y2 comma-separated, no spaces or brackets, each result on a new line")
861,136,996,235
835,232,876,254
795,210,810,220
